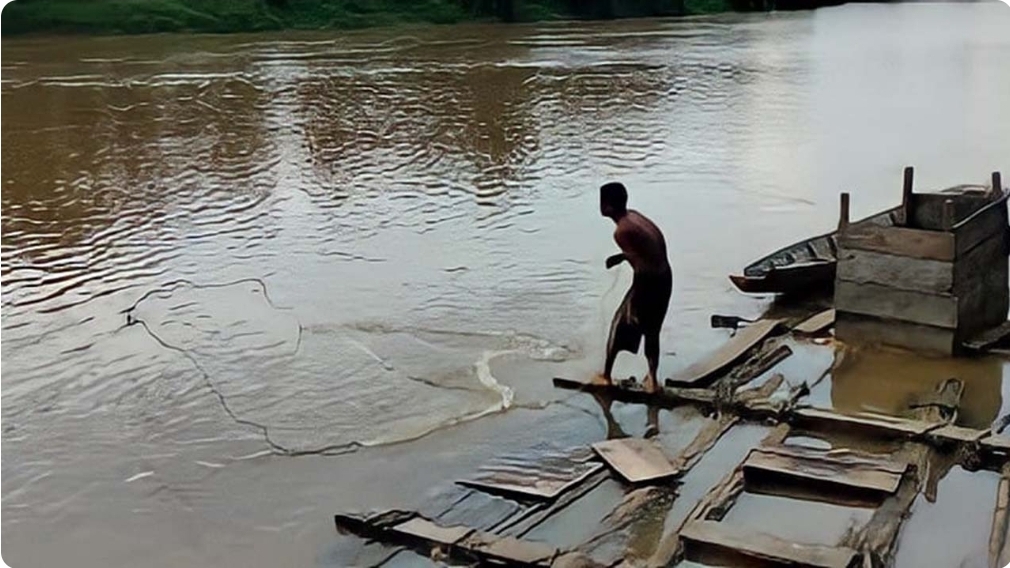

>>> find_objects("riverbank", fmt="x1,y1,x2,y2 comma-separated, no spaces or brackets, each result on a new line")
0,0,736,36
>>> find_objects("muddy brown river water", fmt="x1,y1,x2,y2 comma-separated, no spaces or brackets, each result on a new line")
3,3,1010,567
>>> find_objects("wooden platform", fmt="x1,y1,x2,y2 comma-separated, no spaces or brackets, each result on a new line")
592,438,679,484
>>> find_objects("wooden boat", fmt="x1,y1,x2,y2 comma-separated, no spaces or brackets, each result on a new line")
730,206,901,295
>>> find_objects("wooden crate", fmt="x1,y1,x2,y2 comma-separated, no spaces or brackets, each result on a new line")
834,169,1009,355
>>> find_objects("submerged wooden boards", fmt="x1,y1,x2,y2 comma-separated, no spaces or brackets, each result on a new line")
793,407,937,437
667,319,782,387
592,438,679,484
680,520,860,568
793,309,836,335
458,447,604,500
743,447,906,496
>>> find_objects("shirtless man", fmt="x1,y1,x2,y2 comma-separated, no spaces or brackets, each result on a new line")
600,182,672,393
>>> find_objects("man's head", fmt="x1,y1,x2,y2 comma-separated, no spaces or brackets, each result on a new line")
600,182,628,219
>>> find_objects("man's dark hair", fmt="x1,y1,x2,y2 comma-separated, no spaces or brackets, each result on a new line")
600,182,628,210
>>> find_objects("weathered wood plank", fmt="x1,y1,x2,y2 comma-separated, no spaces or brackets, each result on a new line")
592,438,679,484
990,464,1010,568
954,191,1009,256
391,517,474,546
497,470,610,537
793,407,938,437
837,249,952,294
983,434,1010,453
458,448,604,501
956,232,1009,339
928,424,988,444
838,224,954,261
460,532,558,565
552,377,714,407
835,280,958,329
680,520,860,568
964,321,1010,351
743,447,905,495
667,319,783,387
793,309,836,335
834,311,956,354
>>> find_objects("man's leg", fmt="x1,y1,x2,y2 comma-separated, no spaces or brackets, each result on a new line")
644,331,660,393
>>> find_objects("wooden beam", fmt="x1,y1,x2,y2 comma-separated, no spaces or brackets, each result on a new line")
990,464,1010,568
793,309,836,335
680,520,860,568
901,166,914,225
835,280,958,329
993,171,1004,202
964,321,1010,352
839,192,851,230
838,224,954,262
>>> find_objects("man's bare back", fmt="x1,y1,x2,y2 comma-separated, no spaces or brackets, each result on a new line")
600,182,672,393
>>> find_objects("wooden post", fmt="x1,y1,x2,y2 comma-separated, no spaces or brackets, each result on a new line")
993,171,1003,202
839,192,851,230
942,199,955,232
900,166,914,226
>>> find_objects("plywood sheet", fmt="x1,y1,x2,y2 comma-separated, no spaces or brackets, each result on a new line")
592,438,679,484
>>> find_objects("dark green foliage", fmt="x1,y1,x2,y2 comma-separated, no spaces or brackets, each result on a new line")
0,0,746,36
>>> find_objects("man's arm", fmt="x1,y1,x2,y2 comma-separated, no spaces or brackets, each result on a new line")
606,253,627,269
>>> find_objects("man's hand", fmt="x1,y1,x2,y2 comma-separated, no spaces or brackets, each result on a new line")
606,253,626,269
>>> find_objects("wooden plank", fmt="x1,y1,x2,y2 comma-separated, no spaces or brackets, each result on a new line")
835,280,958,329
743,447,905,495
460,532,558,565
834,311,955,355
837,249,951,294
793,407,938,437
956,233,1009,339
592,438,679,484
838,224,954,262
964,321,1010,351
954,191,1009,256
552,377,715,407
983,434,1010,453
680,520,859,568
990,464,1010,568
391,517,474,546
667,319,782,387
793,309,836,335
929,424,988,444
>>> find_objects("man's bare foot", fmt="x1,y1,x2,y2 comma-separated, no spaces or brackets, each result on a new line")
591,373,613,386
642,375,660,394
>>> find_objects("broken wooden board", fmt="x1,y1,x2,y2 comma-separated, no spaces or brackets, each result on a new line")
792,407,938,438
793,309,836,335
391,516,474,546
742,446,906,496
592,438,679,484
965,320,1010,352
989,464,1010,568
458,447,604,501
928,424,989,444
667,319,783,387
459,532,558,565
983,434,1010,454
680,520,860,568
